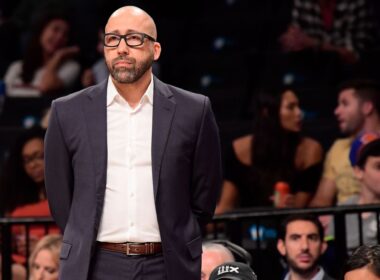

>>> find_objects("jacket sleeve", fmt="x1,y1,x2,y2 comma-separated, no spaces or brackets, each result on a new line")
44,101,73,232
191,96,222,227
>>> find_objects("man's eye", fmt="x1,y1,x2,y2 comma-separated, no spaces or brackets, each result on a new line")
128,34,141,41
109,36,119,41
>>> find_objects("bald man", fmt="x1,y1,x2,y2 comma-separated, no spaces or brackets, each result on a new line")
44,6,222,280
201,243,235,280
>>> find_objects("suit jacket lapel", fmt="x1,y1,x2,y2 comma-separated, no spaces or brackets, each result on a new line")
83,80,108,194
152,77,176,199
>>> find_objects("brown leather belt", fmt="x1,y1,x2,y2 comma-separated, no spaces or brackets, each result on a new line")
98,242,162,256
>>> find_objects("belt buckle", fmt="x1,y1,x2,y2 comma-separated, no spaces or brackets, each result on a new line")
125,243,139,256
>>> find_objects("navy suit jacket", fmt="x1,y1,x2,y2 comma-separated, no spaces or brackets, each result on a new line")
44,77,222,279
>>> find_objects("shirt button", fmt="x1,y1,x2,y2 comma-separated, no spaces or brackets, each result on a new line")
130,222,134,227
130,193,134,198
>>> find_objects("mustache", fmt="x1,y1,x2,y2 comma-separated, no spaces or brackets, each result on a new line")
112,56,135,65
297,252,312,258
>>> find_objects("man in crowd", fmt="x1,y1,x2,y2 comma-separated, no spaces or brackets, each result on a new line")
209,262,257,280
343,245,380,279
277,214,334,280
202,242,236,280
326,132,380,251
310,80,380,207
280,0,376,64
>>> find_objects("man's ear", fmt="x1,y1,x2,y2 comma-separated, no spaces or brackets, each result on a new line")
361,101,374,116
321,241,328,255
277,239,286,256
353,166,364,181
153,42,161,61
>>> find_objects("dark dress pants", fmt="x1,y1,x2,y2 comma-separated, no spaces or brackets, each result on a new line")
88,247,167,280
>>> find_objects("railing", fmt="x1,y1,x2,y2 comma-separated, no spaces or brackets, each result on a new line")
1,204,380,279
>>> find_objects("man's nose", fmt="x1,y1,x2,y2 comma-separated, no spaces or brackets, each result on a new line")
295,107,302,117
334,106,340,116
300,237,309,250
117,38,130,54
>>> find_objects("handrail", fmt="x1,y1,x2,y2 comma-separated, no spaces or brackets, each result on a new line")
1,204,380,279
212,204,380,221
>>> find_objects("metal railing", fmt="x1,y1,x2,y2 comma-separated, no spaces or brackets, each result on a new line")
1,204,380,279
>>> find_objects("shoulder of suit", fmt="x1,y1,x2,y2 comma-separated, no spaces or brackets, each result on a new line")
163,82,208,104
52,82,102,106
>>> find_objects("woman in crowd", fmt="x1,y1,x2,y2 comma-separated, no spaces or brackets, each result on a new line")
29,234,62,280
0,126,58,265
4,13,80,97
0,126,46,216
217,87,324,213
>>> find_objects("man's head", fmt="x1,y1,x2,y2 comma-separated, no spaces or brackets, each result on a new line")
335,80,380,135
202,242,235,280
350,132,380,198
277,214,327,277
343,245,380,280
103,6,161,84
209,262,257,280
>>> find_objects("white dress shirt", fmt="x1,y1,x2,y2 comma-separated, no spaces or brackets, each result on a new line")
97,76,161,243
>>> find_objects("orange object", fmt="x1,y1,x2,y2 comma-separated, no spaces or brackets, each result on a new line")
273,181,290,207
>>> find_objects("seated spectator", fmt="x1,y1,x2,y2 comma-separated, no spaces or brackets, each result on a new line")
29,234,62,280
310,80,380,207
0,126,58,264
202,242,235,280
277,214,335,280
209,262,257,280
327,132,380,251
0,254,27,280
0,126,47,216
219,87,323,211
342,245,380,279
4,13,80,97
279,0,376,64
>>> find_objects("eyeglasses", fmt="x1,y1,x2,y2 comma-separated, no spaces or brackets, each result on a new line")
104,32,156,47
22,152,44,166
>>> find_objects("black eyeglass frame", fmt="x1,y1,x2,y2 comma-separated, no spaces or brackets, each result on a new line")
103,32,156,47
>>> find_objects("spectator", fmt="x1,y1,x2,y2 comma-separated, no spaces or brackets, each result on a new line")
0,126,58,265
4,12,80,97
342,245,380,280
209,262,257,280
29,234,62,280
219,87,323,211
277,214,335,280
279,0,377,64
0,126,46,216
327,132,380,251
0,254,26,280
310,80,380,207
202,242,235,280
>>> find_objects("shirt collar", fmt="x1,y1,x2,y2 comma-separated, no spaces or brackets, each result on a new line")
106,74,154,107
284,266,325,280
